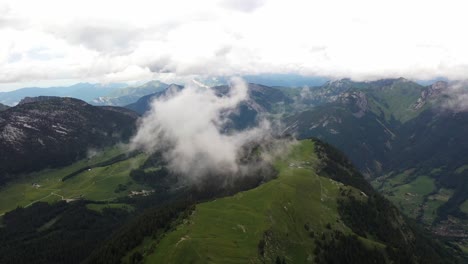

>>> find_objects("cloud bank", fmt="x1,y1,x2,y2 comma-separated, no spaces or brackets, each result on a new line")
2,0,468,90
0,0,468,89
130,77,271,180
441,82,468,112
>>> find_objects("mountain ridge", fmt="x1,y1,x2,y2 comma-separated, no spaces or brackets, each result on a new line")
86,139,457,263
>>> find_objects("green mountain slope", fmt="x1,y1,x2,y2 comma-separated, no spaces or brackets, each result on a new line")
114,140,454,264
0,146,148,215
282,79,468,252
0,137,457,263
365,78,426,123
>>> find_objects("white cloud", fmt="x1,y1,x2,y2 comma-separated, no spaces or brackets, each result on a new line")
100,65,155,83
220,0,266,12
1,0,468,90
441,82,468,112
130,77,271,179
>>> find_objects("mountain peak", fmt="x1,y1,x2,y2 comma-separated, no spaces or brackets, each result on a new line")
142,80,167,87
326,78,354,87
431,80,449,91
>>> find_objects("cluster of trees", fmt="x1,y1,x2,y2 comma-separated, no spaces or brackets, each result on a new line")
85,200,194,264
130,167,172,189
0,201,130,264
314,140,374,194
337,192,456,263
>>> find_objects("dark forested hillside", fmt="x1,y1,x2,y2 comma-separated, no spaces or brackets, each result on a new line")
0,97,138,184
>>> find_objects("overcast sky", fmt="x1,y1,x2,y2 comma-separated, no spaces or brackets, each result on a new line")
1,0,467,91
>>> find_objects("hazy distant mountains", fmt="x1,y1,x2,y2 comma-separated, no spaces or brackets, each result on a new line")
0,81,176,107
0,74,330,107
0,83,127,106
91,80,169,106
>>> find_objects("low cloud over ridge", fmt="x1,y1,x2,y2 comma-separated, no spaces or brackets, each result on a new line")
130,77,271,179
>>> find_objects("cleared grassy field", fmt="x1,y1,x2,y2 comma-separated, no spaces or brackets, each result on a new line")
372,168,458,225
0,146,148,215
371,168,417,190
383,175,435,218
138,140,377,263
423,188,454,223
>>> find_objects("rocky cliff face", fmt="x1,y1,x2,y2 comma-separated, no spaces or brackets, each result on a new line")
337,91,369,118
0,97,138,183
413,81,448,109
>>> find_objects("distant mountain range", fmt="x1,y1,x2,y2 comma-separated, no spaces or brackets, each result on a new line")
0,74,329,107
0,83,127,106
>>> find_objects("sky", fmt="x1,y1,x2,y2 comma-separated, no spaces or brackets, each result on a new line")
1,0,468,91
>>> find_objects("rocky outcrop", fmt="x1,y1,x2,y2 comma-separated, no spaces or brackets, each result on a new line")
413,81,448,110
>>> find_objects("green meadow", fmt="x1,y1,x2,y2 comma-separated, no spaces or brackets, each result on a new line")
0,146,148,215
382,175,435,219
